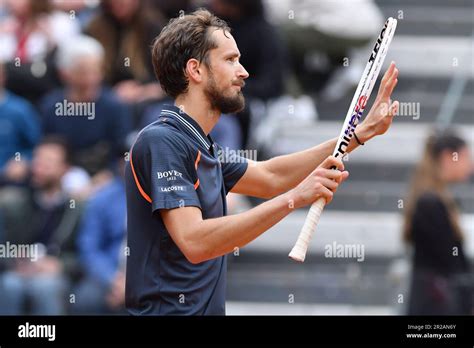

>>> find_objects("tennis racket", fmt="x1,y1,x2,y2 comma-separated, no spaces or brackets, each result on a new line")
289,17,398,262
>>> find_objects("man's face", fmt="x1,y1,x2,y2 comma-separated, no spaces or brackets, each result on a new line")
203,29,249,114
31,144,69,190
105,0,140,22
61,56,103,92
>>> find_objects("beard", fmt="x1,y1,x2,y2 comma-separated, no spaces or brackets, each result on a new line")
204,70,245,114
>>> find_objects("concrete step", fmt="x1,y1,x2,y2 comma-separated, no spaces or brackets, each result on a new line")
248,180,474,213
376,5,474,37
226,210,474,305
226,301,394,315
326,77,474,123
387,36,473,78
227,256,399,306
263,122,474,164
230,211,474,257
328,181,474,213
376,0,474,9
328,162,412,182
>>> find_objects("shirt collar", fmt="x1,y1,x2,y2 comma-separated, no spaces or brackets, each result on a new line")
160,104,212,150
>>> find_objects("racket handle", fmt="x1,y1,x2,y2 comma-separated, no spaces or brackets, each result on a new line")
288,197,325,262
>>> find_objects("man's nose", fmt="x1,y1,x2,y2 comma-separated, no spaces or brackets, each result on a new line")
238,63,249,79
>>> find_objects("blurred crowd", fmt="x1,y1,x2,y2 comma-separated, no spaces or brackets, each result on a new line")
2,0,468,316
0,0,385,315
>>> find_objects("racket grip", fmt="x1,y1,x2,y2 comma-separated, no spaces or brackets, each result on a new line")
288,197,325,262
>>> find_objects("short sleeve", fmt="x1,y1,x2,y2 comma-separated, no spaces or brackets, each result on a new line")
132,129,201,213
216,144,249,194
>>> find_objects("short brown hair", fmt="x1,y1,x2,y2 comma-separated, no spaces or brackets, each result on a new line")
151,9,230,98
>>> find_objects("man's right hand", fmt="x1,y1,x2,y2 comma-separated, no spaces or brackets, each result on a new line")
289,155,349,209
160,156,349,264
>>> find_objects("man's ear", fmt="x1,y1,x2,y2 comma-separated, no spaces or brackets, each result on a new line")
185,58,203,84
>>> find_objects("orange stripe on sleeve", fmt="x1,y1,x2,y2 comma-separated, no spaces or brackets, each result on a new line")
194,150,201,169
194,150,201,190
130,150,152,203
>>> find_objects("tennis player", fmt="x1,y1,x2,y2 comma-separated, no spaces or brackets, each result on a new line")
125,9,399,315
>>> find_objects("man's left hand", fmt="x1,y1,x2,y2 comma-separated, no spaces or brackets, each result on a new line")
358,62,399,141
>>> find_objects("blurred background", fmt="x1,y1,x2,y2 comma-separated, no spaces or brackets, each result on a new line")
0,0,472,315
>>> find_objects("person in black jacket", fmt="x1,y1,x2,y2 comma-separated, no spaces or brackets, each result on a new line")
0,136,83,314
207,0,287,149
403,130,473,315
85,0,166,123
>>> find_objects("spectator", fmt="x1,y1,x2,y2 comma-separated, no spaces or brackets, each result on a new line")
51,0,100,30
71,150,127,314
208,0,286,149
0,136,84,315
403,130,473,315
0,0,80,103
85,0,166,127
264,0,383,97
39,35,131,178
0,61,41,181
153,0,196,21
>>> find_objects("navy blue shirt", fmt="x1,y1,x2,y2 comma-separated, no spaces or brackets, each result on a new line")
78,178,126,287
0,91,41,169
125,105,248,315
38,87,131,155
